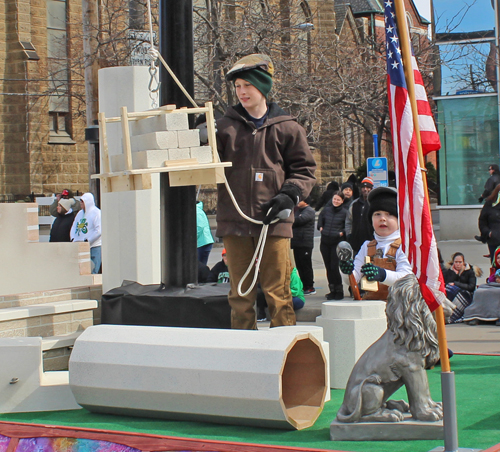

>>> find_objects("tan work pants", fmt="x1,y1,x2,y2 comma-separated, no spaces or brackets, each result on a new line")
224,235,296,330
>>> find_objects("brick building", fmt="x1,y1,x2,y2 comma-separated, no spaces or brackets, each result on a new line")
0,0,434,200
0,0,90,200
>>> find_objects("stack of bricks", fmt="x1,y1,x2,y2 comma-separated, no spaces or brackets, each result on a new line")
0,286,101,371
110,111,213,172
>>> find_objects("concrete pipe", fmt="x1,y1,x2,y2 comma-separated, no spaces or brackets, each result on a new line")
69,324,327,430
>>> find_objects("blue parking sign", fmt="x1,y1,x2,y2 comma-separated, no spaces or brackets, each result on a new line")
367,157,388,187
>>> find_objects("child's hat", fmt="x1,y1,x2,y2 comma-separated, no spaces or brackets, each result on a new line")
368,187,398,218
495,269,500,277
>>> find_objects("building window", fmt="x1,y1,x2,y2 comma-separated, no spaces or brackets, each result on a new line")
47,0,74,143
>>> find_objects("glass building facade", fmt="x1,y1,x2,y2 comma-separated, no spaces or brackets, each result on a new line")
436,94,499,205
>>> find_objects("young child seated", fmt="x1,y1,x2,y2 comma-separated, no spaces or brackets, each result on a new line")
339,186,412,300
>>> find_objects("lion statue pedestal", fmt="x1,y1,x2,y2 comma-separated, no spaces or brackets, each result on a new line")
331,274,444,441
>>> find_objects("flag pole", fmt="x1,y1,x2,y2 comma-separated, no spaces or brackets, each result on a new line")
393,0,450,372
393,1,459,450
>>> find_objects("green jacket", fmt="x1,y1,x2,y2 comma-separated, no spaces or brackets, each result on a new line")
290,268,305,303
197,202,214,248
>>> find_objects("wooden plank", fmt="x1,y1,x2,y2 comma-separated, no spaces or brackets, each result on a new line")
160,104,177,111
121,106,133,171
90,162,231,179
168,167,226,187
104,106,209,123
98,112,110,193
163,158,198,167
205,101,219,164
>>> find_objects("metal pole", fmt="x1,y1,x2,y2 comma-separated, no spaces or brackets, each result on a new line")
441,371,459,452
393,0,458,450
159,0,197,287
373,133,379,157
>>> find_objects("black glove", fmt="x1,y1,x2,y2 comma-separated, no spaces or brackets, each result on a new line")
478,197,484,203
261,184,301,225
339,259,354,275
361,263,386,282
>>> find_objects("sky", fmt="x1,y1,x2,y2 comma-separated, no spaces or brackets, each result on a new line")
413,0,495,33
411,0,496,94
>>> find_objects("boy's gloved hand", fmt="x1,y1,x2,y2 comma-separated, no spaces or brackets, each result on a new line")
361,263,386,282
339,259,354,275
261,184,301,225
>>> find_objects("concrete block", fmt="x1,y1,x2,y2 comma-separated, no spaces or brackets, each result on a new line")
111,150,170,171
101,176,161,293
130,131,178,152
316,300,387,389
131,113,189,135
190,146,213,164
0,203,95,297
321,300,386,320
98,66,151,157
331,415,443,440
177,129,200,148
69,325,327,430
169,148,191,161
0,337,80,413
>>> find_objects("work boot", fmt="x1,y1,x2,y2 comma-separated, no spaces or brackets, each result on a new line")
333,285,344,300
325,284,336,300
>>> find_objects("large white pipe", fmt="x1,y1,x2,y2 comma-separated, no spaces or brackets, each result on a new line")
69,325,327,430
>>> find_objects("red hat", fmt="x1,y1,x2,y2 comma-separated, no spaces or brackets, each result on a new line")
222,248,227,255
361,177,374,188
61,189,69,197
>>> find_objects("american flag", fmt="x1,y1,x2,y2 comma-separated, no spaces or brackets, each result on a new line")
385,0,445,311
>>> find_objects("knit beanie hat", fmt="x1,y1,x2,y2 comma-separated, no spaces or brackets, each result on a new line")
233,68,273,98
226,54,274,98
341,182,353,191
368,186,398,218
58,198,73,213
361,177,374,188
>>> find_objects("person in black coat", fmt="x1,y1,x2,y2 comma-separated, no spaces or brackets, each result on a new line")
443,252,482,323
315,181,340,211
346,177,374,254
479,164,500,202
291,197,316,294
317,191,347,300
478,184,500,257
49,199,76,242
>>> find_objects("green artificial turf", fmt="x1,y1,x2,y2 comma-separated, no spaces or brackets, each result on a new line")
1,354,499,452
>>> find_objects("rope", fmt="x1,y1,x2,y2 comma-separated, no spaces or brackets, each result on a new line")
144,0,279,296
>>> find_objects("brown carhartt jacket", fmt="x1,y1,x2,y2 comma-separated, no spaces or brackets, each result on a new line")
216,103,316,238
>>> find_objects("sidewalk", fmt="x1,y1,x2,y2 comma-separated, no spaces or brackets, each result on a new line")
207,237,500,354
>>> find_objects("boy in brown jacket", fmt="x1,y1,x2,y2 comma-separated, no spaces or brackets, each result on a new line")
216,54,316,329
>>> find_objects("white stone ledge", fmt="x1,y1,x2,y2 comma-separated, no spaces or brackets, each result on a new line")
0,300,97,322
42,331,83,351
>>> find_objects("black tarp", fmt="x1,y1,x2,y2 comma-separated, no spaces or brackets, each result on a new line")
101,280,231,329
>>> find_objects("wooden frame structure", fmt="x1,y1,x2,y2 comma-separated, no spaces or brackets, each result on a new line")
91,101,231,193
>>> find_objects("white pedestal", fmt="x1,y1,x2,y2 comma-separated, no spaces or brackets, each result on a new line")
98,67,161,292
316,300,387,389
0,338,80,413
69,325,327,430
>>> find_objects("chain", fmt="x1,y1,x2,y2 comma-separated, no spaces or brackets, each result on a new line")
148,62,160,109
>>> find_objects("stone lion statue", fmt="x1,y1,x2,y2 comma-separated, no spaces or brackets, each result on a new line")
336,274,443,423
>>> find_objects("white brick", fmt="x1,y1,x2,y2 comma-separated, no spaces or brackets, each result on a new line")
130,131,178,152
131,113,189,135
168,148,191,161
190,146,213,164
111,150,170,171
177,129,200,148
